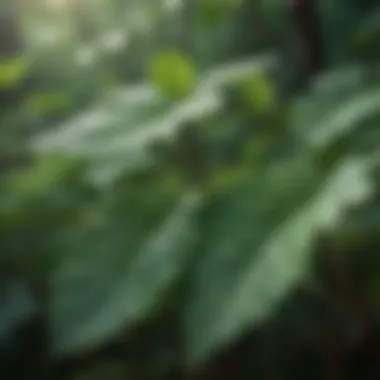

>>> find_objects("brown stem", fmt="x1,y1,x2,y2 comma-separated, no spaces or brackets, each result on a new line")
287,0,326,85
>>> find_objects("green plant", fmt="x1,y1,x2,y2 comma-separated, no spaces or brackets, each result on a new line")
1,1,380,379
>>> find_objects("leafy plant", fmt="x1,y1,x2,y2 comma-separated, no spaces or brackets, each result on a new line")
1,1,380,380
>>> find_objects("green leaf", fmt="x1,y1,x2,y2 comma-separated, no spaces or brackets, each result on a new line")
183,157,373,366
148,50,196,99
31,56,276,187
26,92,71,114
5,155,82,197
304,88,380,150
239,73,275,113
51,191,202,357
352,10,380,47
197,0,239,27
292,68,380,155
0,57,31,89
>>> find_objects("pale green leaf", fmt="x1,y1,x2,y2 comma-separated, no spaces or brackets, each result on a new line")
32,55,276,187
184,157,373,365
51,191,202,357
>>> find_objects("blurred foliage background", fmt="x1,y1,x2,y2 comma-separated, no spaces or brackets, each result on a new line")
1,0,380,379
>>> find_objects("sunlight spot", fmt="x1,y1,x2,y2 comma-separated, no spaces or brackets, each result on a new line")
46,0,68,12
100,30,129,53
74,45,98,66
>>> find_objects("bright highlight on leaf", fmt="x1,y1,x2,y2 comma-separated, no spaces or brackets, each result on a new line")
148,50,196,99
26,92,71,114
240,73,275,113
0,57,31,89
